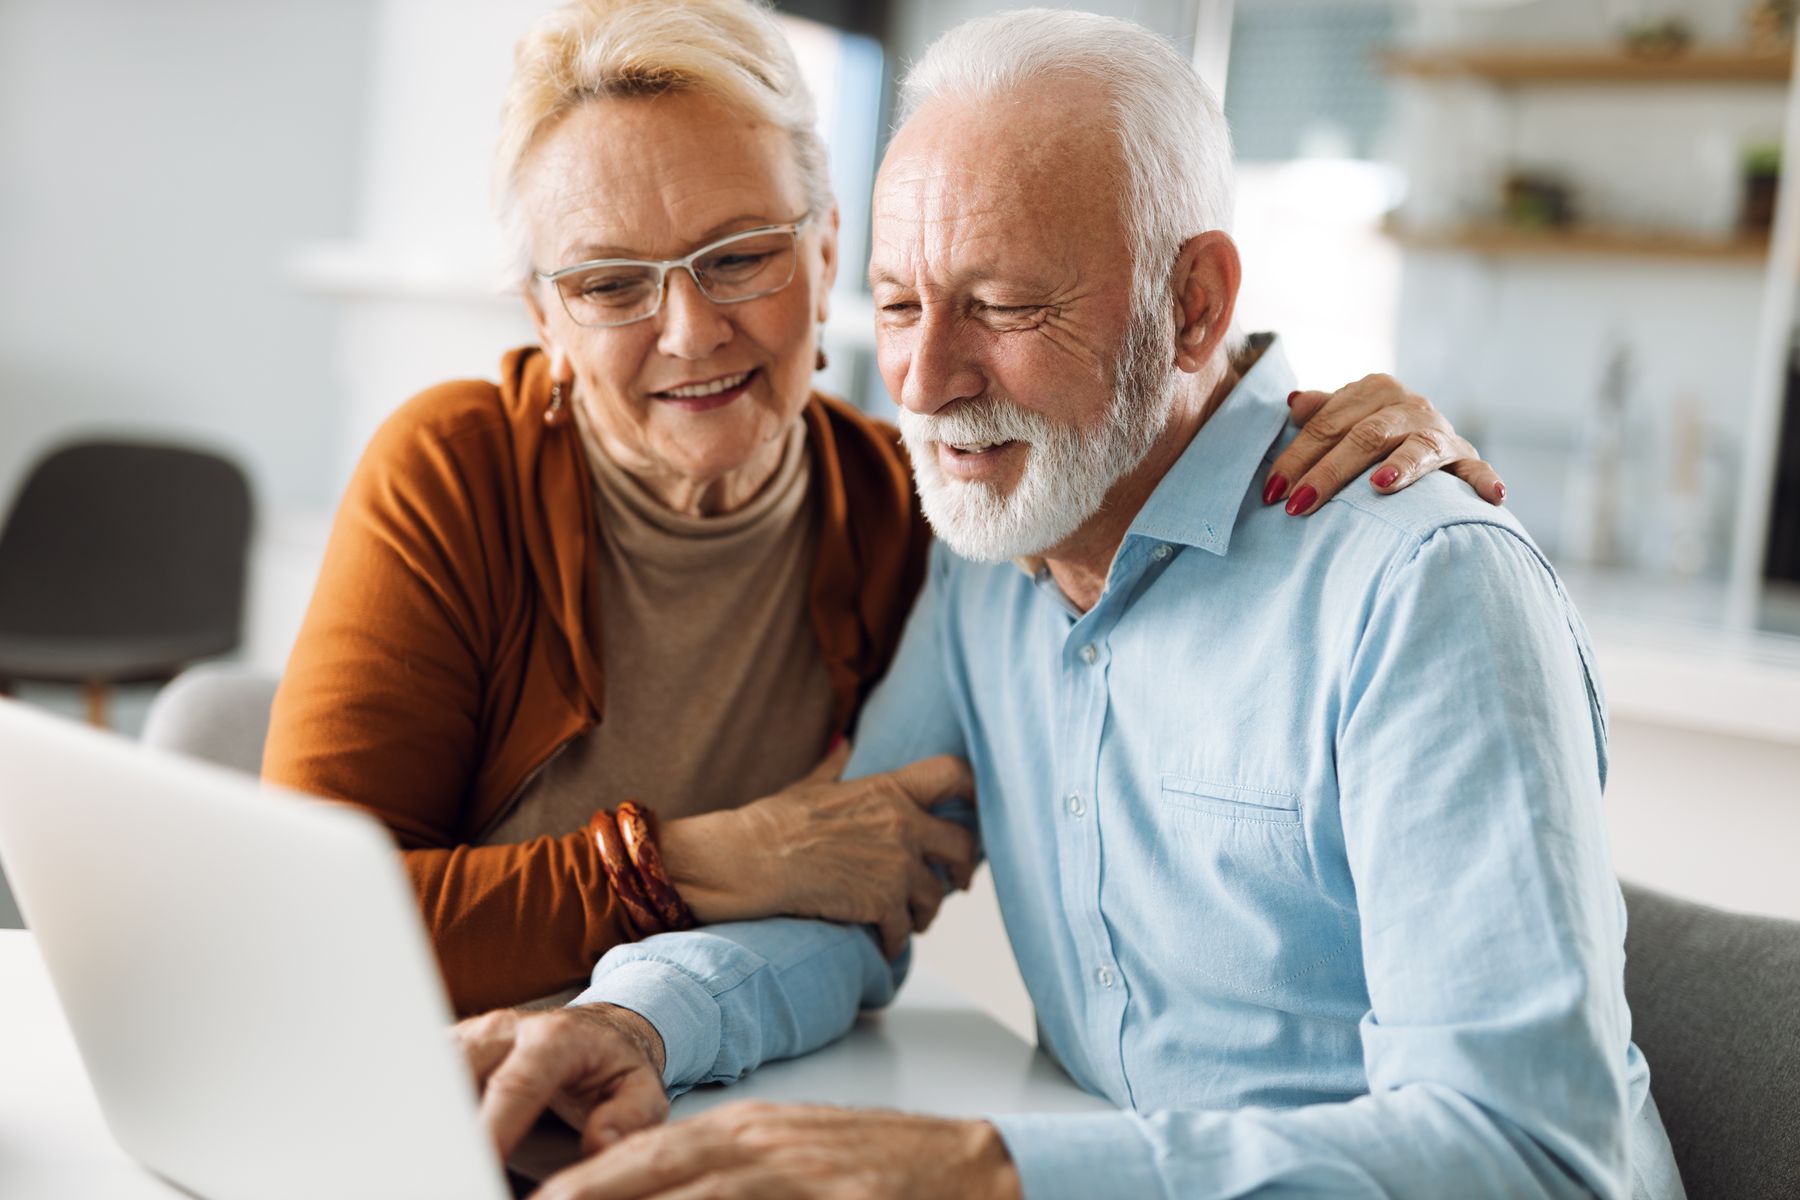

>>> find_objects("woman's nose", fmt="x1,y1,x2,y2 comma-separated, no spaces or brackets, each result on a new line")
656,268,733,360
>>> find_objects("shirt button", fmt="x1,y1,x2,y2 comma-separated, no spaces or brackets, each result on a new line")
1151,543,1172,561
1096,966,1115,989
1079,643,1099,665
1065,792,1086,817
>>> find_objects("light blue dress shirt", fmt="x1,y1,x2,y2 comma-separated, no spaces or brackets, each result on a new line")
574,340,1684,1199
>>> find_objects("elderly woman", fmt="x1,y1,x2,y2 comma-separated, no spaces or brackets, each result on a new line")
264,0,1501,1016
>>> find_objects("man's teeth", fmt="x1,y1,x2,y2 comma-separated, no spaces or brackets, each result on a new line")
950,439,1007,453
663,371,750,399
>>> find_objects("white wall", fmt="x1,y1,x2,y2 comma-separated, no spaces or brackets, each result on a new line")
1605,719,1800,922
0,0,375,517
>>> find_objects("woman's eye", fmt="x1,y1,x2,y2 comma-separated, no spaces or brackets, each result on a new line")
575,275,651,301
711,252,771,271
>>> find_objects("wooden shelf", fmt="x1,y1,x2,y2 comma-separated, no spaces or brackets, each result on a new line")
1382,46,1791,86
1385,219,1771,264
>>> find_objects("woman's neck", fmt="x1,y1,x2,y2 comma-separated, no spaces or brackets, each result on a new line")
586,423,788,518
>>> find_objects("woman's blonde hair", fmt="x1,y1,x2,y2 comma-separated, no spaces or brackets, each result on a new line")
495,0,832,289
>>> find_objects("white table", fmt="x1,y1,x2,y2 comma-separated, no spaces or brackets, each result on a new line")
0,930,1108,1197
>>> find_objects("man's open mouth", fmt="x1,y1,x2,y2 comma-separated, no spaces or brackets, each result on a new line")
944,439,1017,456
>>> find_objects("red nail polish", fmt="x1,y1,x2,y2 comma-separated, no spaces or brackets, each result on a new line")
1285,484,1318,516
1372,466,1400,489
1262,474,1288,506
1493,480,1507,502
1287,390,1301,407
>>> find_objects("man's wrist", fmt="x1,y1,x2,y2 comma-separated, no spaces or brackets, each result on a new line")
570,956,725,1088
569,1002,666,1075
958,1120,1023,1200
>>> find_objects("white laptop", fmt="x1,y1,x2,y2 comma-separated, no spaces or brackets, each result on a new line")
0,697,517,1200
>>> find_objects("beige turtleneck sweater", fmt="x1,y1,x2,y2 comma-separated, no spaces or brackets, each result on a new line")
482,417,836,846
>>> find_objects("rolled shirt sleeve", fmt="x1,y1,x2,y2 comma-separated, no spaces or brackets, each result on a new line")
571,920,904,1092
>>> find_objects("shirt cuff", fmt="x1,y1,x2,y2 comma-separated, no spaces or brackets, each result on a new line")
569,958,723,1090
989,1112,1164,1200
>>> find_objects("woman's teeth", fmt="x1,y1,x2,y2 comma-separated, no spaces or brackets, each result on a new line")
662,371,750,399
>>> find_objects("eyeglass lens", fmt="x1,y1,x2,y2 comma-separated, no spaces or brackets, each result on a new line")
555,228,800,327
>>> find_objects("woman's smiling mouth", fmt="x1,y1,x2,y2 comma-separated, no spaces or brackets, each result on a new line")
651,368,758,412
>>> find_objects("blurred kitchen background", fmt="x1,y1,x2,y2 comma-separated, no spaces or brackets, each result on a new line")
3,0,1798,1038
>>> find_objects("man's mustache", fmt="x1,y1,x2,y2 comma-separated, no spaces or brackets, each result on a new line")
897,397,1048,449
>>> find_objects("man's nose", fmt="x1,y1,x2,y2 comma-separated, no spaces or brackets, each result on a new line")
898,309,984,417
656,268,733,360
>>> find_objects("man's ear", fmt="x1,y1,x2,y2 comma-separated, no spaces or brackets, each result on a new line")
1170,230,1241,375
523,285,575,381
814,201,842,326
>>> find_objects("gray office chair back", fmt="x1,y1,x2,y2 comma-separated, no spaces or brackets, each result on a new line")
1622,881,1800,1200
0,439,252,657
141,666,281,778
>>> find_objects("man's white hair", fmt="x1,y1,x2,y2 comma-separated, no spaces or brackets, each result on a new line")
899,7,1235,317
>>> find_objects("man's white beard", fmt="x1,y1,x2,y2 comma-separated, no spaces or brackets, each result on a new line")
899,307,1179,563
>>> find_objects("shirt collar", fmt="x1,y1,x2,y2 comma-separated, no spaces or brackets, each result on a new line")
1124,333,1296,558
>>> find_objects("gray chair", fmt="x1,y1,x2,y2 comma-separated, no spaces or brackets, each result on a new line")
0,440,253,727
1622,881,1800,1200
141,664,280,777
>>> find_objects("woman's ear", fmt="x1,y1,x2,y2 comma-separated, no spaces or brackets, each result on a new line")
1170,230,1242,374
814,202,841,326
522,285,575,380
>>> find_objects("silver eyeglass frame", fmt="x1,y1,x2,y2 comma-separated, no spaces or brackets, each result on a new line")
533,215,812,328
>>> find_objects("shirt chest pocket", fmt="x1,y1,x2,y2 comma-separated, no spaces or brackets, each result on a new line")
1142,775,1339,999
1158,776,1303,826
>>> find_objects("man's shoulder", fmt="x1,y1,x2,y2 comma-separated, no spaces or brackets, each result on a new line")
1307,468,1550,581
1230,467,1583,674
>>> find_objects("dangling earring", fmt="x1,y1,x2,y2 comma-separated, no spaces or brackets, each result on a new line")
544,380,567,427
815,346,829,372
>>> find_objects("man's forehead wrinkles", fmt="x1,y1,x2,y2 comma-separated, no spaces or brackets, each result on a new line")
879,175,1032,215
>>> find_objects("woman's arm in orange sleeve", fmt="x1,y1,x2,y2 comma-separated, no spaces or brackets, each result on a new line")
261,394,631,1013
401,834,625,1014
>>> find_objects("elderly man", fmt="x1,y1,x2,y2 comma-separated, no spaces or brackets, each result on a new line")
457,10,1684,1199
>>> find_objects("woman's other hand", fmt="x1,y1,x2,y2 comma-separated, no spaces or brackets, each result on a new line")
453,1004,669,1163
1262,374,1506,517
660,743,978,958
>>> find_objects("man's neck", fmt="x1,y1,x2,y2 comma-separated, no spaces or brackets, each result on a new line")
1044,353,1244,613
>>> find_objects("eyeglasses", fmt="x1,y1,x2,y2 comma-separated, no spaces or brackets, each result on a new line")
535,217,810,328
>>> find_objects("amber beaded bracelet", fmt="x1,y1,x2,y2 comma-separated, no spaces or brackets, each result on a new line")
589,802,696,938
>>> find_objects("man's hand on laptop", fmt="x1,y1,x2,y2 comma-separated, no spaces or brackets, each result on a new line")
526,1101,1021,1200
453,1003,667,1161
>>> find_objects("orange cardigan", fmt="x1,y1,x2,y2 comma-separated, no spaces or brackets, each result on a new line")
264,348,930,1014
